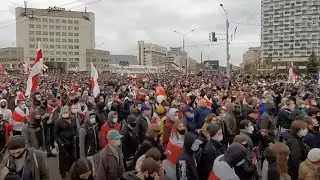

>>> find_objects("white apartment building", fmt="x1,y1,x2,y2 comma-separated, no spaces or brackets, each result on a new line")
16,7,95,71
138,41,167,66
261,0,320,69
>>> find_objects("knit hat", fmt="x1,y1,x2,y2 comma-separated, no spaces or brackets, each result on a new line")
6,135,26,150
223,142,247,167
207,123,221,137
307,148,320,162
126,115,136,124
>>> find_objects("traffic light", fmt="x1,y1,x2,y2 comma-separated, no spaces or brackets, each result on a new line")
209,32,217,42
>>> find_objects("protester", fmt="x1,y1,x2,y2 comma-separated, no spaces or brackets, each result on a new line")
0,100,12,123
54,106,77,178
11,93,29,136
69,158,94,180
224,102,237,144
161,108,178,148
99,111,120,149
22,112,44,150
96,130,125,180
261,143,291,180
193,98,211,129
0,114,12,152
298,148,320,180
304,116,320,148
135,105,152,143
122,115,139,170
213,142,247,180
260,101,277,140
282,120,310,180
2,135,49,180
176,132,202,180
121,158,161,180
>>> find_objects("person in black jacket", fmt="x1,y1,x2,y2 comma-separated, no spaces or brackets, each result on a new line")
198,123,225,180
282,120,309,180
277,99,297,133
79,112,99,159
135,105,152,143
54,106,78,178
132,124,163,169
305,116,320,148
176,132,202,180
95,102,107,130
122,115,139,170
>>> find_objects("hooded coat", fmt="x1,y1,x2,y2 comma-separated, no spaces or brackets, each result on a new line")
162,108,177,147
122,115,139,161
95,102,107,130
176,132,199,180
99,111,120,149
213,142,247,180
79,112,99,158
0,99,12,122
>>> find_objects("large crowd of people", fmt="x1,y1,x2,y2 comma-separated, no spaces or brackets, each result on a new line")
0,72,318,180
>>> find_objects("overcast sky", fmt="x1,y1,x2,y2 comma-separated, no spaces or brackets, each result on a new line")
0,0,261,66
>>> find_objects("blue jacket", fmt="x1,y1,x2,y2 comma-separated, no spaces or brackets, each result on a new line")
194,107,211,129
305,131,320,148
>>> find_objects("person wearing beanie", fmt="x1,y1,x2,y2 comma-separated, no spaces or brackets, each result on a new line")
2,135,49,180
54,106,77,178
122,115,139,170
176,132,202,180
95,130,124,180
299,148,320,180
213,142,247,180
99,111,121,149
198,123,226,180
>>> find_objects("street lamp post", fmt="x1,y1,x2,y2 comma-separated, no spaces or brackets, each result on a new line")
220,4,230,76
173,30,195,73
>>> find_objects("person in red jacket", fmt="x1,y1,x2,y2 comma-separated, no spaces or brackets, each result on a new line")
99,111,120,149
0,113,12,151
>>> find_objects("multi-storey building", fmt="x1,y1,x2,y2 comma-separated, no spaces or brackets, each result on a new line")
261,0,320,70
0,47,24,70
86,49,110,72
138,41,167,66
15,7,95,71
110,55,138,65
243,47,261,74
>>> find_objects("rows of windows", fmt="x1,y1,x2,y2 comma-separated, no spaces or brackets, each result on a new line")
29,24,80,31
29,43,80,49
29,37,79,43
29,31,80,37
36,18,79,25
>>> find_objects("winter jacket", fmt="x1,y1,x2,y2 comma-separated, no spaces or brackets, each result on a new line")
260,111,277,139
193,106,211,129
134,115,150,143
304,130,320,148
0,99,12,122
121,123,139,160
224,112,237,138
234,159,257,180
11,106,29,132
95,144,125,180
79,119,99,158
298,159,320,180
54,117,77,146
95,102,107,130
277,108,297,129
176,132,199,180
22,123,45,150
162,108,177,147
282,130,309,180
120,171,141,180
213,154,240,180
3,148,49,180
198,139,225,180
99,111,120,148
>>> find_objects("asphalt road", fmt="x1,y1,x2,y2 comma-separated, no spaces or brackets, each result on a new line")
47,156,64,180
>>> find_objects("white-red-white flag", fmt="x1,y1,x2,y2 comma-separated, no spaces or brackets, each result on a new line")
26,42,43,97
288,62,296,84
90,62,100,98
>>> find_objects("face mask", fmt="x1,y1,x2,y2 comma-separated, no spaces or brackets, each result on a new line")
311,101,317,106
174,115,179,121
113,118,117,123
62,113,69,118
313,126,319,132
298,129,308,137
19,104,26,110
11,149,26,159
128,123,135,130
89,117,96,124
0,104,5,108
236,159,245,166
247,125,254,133
115,139,121,146
242,143,248,148
178,129,185,135
145,175,155,180
189,113,194,118
212,135,223,142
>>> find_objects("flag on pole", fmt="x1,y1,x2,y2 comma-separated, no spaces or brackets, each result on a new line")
170,62,184,72
25,42,43,97
288,62,296,84
91,62,100,98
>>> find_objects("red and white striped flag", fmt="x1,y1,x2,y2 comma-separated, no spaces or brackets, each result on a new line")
288,62,296,84
25,42,43,97
91,62,100,98
170,62,184,72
